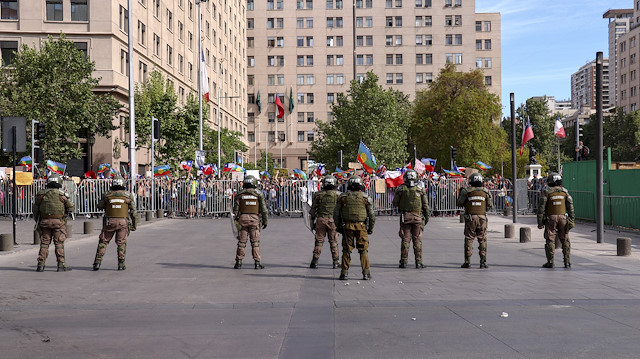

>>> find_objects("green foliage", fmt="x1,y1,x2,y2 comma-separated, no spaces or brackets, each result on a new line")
134,71,178,149
0,34,119,163
202,126,247,168
582,109,640,162
410,64,505,172
519,98,563,172
243,150,277,173
309,72,411,169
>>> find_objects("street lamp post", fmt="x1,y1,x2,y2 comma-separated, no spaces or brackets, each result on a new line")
196,0,208,151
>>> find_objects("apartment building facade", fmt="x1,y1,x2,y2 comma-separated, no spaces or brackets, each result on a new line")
0,0,246,176
613,1,640,114
570,58,610,110
603,8,633,107
246,0,501,171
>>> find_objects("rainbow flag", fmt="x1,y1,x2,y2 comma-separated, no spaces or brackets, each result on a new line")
293,168,307,180
357,141,377,174
476,161,492,171
46,160,66,175
97,163,111,173
504,196,514,207
154,165,171,177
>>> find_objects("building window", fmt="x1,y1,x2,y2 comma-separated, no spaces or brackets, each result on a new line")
188,62,193,81
46,0,63,21
395,73,403,84
0,41,18,66
483,21,491,32
425,35,432,45
307,132,314,141
455,34,462,45
484,39,491,49
166,45,173,66
167,9,173,31
386,73,393,84
71,0,87,21
188,31,193,50
455,53,462,64
247,18,254,29
178,54,184,73
416,73,423,83
139,61,148,82
475,21,481,31
1,0,18,20
446,34,452,45
476,39,482,50
73,41,88,58
119,5,129,33
485,76,492,86
154,0,161,17
298,131,305,142
307,112,315,122
395,54,403,64
298,113,305,122
138,21,146,46
327,93,335,103
120,49,129,76
153,33,160,57
425,16,432,26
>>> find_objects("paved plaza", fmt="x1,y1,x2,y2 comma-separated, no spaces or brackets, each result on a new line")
1,213,640,358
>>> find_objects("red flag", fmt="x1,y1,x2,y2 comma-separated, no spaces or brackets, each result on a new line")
520,117,535,155
384,171,404,188
275,96,284,118
554,117,566,138
200,47,210,103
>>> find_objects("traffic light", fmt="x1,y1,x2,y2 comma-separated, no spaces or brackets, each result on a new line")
152,117,161,140
450,146,457,160
37,122,46,140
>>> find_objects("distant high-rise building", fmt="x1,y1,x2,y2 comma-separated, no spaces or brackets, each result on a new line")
603,8,633,107
246,0,501,170
571,59,610,110
612,2,640,113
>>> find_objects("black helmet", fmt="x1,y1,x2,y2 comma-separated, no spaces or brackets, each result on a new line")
547,172,562,187
403,169,418,187
243,175,257,188
322,175,337,190
469,172,483,187
347,175,364,191
47,173,62,188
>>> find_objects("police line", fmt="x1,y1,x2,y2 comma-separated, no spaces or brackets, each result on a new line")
0,178,529,218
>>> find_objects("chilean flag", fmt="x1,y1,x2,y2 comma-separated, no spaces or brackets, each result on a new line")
554,116,566,139
421,158,436,173
275,96,285,119
384,170,404,188
200,47,210,103
520,117,535,155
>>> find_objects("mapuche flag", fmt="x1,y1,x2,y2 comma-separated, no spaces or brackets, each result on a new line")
154,165,171,177
357,141,377,173
46,160,66,175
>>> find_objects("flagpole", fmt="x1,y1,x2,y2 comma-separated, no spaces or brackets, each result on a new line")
557,136,560,172
197,0,203,151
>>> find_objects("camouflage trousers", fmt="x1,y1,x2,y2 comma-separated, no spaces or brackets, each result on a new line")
463,214,488,263
544,214,570,262
37,218,67,264
399,212,423,262
341,222,370,275
313,217,339,261
236,213,261,261
94,217,129,263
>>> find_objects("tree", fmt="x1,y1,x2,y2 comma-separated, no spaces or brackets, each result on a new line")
410,64,505,173
519,97,563,172
202,126,247,168
0,34,119,163
133,71,178,150
309,72,411,169
581,108,640,162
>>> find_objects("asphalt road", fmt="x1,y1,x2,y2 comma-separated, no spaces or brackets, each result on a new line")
1,213,640,359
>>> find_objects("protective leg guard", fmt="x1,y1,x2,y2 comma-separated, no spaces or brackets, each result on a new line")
309,257,319,269
234,259,242,269
254,261,264,269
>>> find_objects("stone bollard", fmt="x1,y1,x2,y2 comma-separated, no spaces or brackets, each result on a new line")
519,227,531,243
146,211,153,221
505,224,515,238
34,230,41,245
66,223,72,239
504,207,512,217
1,233,13,251
84,221,93,235
459,213,465,223
617,237,632,256
156,208,164,219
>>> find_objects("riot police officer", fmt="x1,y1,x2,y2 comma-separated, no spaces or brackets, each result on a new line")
537,172,575,268
33,173,74,272
334,175,375,280
456,172,492,269
392,169,430,269
233,175,268,269
309,175,341,269
93,175,139,271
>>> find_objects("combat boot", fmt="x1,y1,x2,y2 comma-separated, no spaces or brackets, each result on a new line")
255,261,265,269
332,259,340,269
479,259,488,269
564,257,571,268
339,271,348,280
36,263,45,272
234,259,242,269
57,263,72,272
398,260,407,269
542,262,554,268
415,261,425,269
460,261,470,268
362,270,371,280
118,261,126,271
309,258,319,269
92,262,101,271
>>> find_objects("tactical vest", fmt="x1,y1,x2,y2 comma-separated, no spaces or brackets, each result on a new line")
545,189,567,215
464,188,488,215
340,191,368,222
315,190,339,217
105,192,130,218
38,189,67,219
398,186,423,213
238,191,260,214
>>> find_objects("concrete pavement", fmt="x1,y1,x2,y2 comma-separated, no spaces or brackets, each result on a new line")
1,213,640,358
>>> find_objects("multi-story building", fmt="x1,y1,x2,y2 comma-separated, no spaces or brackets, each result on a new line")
0,0,246,176
613,2,640,114
531,96,577,118
603,8,633,107
246,0,501,170
570,58,610,110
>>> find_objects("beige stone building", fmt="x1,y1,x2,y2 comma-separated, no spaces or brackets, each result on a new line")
0,0,246,176
246,0,500,170
570,58,610,110
612,2,640,114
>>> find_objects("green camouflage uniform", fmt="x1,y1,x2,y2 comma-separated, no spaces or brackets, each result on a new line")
34,188,74,267
456,186,492,267
334,190,375,278
94,190,139,267
310,189,340,263
233,188,268,262
392,185,430,267
537,186,575,266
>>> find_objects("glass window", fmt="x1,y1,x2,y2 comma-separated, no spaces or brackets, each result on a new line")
307,132,314,141
426,73,433,83
298,113,305,122
416,73,423,83
298,131,305,142
416,54,423,65
71,0,87,21
366,54,373,65
297,74,304,84
336,55,343,65
416,35,423,46
0,40,18,66
119,5,129,33
484,39,492,49
46,0,63,21
1,0,18,20
396,73,403,84
386,73,393,84
307,112,314,123
425,53,432,64
307,74,314,84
